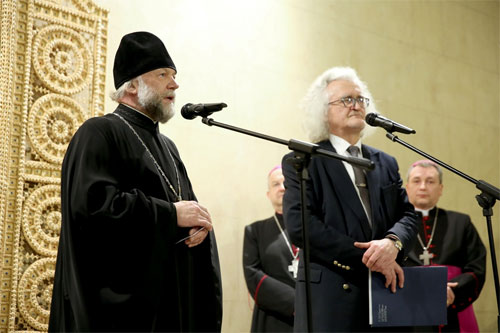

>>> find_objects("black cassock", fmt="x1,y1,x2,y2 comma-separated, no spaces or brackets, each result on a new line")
49,104,223,332
243,214,296,332
406,207,486,332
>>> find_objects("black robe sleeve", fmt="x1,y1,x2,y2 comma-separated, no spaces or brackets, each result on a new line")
50,108,223,332
448,213,486,312
243,222,295,317
50,116,178,331
71,117,178,241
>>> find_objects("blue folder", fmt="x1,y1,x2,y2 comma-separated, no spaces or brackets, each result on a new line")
369,266,448,327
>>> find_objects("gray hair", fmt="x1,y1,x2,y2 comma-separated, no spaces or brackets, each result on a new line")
301,66,378,143
109,79,134,101
406,160,443,184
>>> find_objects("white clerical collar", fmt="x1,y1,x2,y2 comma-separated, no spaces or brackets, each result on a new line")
120,103,156,123
328,134,362,154
414,207,435,217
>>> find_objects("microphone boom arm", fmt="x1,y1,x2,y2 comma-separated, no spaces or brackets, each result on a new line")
201,117,375,170
385,132,498,195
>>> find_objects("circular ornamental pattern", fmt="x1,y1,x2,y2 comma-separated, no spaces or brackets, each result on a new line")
32,25,93,94
28,93,86,164
18,258,56,331
22,184,61,257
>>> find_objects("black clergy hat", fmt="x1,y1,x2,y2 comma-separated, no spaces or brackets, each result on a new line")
113,31,176,89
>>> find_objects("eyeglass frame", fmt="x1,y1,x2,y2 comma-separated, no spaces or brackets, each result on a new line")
328,96,370,109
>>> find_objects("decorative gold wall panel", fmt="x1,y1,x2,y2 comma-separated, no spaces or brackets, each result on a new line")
0,1,108,331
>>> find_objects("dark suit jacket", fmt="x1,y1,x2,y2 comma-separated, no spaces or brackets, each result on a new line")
282,140,417,332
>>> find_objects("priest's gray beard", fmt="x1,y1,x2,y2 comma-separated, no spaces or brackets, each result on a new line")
137,77,175,123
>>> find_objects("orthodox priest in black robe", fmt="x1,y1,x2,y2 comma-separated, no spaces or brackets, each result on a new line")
243,166,296,332
405,160,486,333
49,31,222,332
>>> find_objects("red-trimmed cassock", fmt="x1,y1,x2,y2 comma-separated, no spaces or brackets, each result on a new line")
243,213,296,332
406,207,486,332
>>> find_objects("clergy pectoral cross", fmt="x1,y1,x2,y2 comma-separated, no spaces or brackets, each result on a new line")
288,257,299,279
419,249,434,265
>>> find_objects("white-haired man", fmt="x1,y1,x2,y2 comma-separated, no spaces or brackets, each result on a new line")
49,32,222,332
405,160,486,332
282,66,418,331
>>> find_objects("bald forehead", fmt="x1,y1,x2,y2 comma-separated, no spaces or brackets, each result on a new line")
408,165,440,180
268,168,283,185
268,168,282,180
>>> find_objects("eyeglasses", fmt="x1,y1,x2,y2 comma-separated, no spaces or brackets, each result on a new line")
328,96,370,109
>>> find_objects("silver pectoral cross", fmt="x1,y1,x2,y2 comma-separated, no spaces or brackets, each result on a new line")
288,257,299,278
419,249,434,265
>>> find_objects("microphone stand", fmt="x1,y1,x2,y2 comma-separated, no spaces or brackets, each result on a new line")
385,131,500,331
200,116,375,332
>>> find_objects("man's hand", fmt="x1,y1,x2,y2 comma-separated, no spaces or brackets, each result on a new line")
447,282,458,307
354,238,398,270
184,226,209,248
378,261,404,293
354,238,403,293
174,201,213,247
174,201,213,229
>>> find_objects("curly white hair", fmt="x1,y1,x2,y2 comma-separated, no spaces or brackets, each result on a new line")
301,66,378,143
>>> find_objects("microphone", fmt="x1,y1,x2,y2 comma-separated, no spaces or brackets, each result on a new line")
181,103,228,119
365,113,416,134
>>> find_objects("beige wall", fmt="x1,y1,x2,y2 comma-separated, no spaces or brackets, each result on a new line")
94,0,499,331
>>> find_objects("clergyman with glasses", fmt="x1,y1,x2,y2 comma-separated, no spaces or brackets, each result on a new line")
281,66,418,331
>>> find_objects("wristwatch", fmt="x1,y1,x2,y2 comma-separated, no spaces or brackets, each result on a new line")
385,234,403,252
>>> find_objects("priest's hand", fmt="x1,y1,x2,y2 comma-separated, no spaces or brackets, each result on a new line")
174,201,213,231
446,282,458,307
184,226,209,248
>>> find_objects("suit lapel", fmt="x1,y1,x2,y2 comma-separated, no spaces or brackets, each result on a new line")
318,141,372,240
